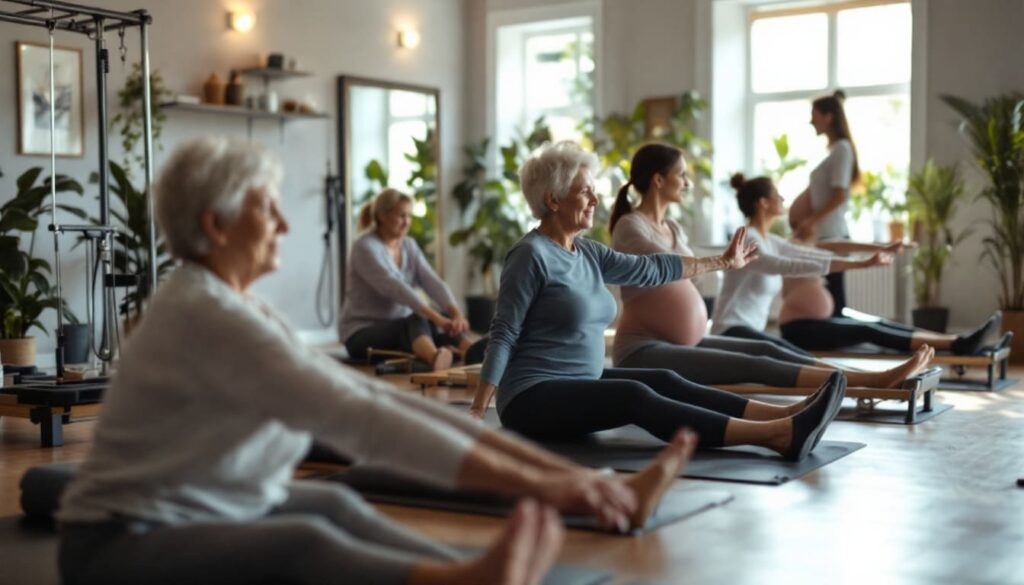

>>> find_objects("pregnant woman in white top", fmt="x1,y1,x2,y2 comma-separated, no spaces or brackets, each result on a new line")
788,90,859,317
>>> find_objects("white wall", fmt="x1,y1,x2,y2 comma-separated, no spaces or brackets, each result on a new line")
0,0,467,362
923,0,1024,328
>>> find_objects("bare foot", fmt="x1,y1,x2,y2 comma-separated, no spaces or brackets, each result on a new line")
448,500,564,585
867,344,933,388
432,347,454,372
624,429,698,530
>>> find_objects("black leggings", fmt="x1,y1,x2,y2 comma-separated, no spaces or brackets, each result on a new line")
720,325,815,358
344,314,460,360
779,318,915,352
499,368,749,448
825,272,846,317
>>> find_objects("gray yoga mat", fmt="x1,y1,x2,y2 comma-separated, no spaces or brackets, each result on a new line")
538,425,865,486
0,515,612,585
326,467,732,536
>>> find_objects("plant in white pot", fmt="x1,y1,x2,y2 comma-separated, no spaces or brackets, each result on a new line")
0,168,84,366
942,92,1024,359
905,159,969,332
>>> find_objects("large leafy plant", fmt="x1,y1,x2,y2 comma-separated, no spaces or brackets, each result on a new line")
0,168,84,338
581,91,713,242
941,93,1024,310
86,162,175,320
448,120,549,296
905,160,969,308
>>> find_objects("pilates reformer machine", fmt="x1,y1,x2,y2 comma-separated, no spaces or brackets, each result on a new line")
0,0,157,446
410,363,946,425
814,331,1015,392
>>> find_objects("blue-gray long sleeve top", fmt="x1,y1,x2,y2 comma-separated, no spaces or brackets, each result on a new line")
338,232,458,343
480,230,683,414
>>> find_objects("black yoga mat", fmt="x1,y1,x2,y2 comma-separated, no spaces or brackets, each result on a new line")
0,515,612,585
326,467,732,536
538,425,865,486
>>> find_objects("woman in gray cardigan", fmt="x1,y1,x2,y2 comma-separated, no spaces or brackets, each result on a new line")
338,188,474,371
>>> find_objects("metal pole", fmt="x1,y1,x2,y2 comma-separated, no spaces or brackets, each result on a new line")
94,16,115,372
140,15,157,291
47,18,66,378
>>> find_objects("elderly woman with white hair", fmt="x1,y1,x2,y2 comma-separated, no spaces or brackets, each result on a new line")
339,188,473,371
56,137,700,585
470,141,845,461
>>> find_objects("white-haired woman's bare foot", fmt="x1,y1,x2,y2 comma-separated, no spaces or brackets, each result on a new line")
864,344,933,388
410,500,564,585
623,429,698,530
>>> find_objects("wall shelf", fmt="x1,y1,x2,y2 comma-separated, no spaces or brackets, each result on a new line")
160,101,327,120
237,67,313,81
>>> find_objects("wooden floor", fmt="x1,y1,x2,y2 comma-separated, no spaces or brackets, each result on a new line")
2,366,1023,584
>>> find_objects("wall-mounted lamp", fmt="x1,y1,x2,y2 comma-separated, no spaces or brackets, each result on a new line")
227,9,256,33
397,28,420,49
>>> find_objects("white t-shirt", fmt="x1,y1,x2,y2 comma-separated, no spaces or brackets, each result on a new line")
808,139,854,239
710,229,832,334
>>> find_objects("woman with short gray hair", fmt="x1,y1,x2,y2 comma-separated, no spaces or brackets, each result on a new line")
471,141,845,462
57,137,698,585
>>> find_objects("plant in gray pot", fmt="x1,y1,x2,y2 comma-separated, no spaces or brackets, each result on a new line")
905,159,969,333
0,168,84,365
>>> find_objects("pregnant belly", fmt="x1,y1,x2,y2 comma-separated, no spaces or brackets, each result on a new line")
780,277,833,323
619,281,707,346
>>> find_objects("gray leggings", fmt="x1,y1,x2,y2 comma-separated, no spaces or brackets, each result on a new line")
59,480,462,585
617,335,819,388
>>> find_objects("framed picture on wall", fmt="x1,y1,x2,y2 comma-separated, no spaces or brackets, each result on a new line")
16,41,85,157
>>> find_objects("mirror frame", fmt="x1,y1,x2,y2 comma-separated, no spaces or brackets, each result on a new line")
335,75,442,301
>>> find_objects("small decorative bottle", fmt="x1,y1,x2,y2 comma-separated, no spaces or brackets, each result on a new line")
225,70,245,106
202,73,225,105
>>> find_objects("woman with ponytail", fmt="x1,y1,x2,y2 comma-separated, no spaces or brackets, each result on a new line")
338,188,473,370
610,145,933,391
789,90,860,316
718,173,1000,356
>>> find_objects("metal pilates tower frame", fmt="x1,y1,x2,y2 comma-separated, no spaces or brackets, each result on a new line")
0,0,156,377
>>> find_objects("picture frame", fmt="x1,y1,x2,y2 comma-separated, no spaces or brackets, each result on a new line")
16,41,85,157
642,96,677,139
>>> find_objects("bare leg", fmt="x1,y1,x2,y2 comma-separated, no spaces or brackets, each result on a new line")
796,345,934,389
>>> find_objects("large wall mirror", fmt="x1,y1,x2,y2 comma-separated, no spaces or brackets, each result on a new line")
336,75,441,297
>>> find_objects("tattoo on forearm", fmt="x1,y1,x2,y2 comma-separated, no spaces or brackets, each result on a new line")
682,255,730,279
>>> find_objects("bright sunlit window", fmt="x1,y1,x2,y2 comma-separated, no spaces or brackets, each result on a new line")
494,15,595,147
747,1,911,240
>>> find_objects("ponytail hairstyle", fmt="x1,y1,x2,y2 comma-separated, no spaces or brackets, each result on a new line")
812,89,861,184
730,173,776,219
608,143,683,234
358,188,413,231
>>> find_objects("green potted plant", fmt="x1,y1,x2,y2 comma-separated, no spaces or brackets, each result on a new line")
111,62,173,177
942,93,1024,360
0,168,85,365
905,160,969,332
448,121,548,332
851,166,908,242
763,133,807,238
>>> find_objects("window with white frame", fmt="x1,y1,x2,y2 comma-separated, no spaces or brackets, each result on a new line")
745,0,912,240
494,16,595,147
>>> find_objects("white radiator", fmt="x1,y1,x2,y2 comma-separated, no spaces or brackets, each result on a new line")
845,258,907,320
